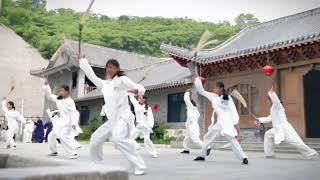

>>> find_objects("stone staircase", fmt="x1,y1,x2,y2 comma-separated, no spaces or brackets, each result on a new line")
169,129,320,154
211,141,320,153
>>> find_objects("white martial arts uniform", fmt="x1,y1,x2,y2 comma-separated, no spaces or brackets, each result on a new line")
23,120,34,143
194,78,248,160
79,58,146,172
258,91,319,158
183,92,203,151
129,95,158,157
100,104,107,117
43,85,80,157
71,111,82,149
1,100,25,148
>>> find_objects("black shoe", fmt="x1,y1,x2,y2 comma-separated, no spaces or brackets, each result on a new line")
181,150,190,154
194,156,205,161
48,152,58,156
206,148,211,156
242,158,248,165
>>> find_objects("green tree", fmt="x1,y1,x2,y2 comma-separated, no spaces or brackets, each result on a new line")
235,13,259,29
1,0,243,59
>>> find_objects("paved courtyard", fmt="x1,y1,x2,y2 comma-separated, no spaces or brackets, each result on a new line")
1,142,320,180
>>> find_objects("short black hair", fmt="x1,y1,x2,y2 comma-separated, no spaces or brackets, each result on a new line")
215,81,225,88
60,85,70,92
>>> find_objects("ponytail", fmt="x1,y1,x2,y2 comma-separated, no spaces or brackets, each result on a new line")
216,81,229,100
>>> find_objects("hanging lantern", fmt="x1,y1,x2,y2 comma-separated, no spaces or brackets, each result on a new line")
153,104,159,112
199,77,206,84
262,65,275,76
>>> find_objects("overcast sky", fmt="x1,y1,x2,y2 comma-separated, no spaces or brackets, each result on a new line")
46,0,320,23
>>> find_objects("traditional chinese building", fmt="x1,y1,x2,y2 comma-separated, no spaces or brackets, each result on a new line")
31,38,192,127
161,8,320,139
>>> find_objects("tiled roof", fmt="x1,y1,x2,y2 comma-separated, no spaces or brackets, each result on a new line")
161,7,320,64
64,39,161,70
75,60,191,102
31,39,164,76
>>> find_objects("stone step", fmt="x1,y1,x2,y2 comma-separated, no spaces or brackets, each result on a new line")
170,140,320,153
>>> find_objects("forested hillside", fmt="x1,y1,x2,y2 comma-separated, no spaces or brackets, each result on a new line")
0,0,258,59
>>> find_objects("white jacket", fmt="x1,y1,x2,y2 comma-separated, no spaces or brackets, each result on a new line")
43,85,79,128
79,58,145,127
194,77,238,137
129,95,154,132
184,91,201,138
1,100,25,133
24,120,34,133
258,91,293,144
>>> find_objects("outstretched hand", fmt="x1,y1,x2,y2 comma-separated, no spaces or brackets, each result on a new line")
269,85,274,93
77,54,85,61
44,79,48,85
128,89,138,94
250,113,259,126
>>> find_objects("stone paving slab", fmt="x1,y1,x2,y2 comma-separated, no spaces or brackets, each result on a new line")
1,142,320,180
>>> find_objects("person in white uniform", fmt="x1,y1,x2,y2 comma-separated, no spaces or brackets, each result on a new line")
129,95,158,158
1,98,25,149
254,86,319,158
23,119,34,143
193,77,248,165
180,90,203,154
79,57,147,175
43,81,80,159
71,111,82,150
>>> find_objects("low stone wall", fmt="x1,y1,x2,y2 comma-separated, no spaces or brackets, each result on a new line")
0,154,128,180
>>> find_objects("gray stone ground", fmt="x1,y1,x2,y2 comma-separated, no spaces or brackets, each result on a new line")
1,142,320,180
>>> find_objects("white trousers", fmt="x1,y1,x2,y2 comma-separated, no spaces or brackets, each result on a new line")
89,120,146,171
23,130,33,143
48,127,77,156
132,128,157,156
6,126,18,147
264,128,318,157
183,135,203,151
200,127,248,159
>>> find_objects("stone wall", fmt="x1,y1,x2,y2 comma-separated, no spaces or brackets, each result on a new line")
147,86,191,128
0,25,48,117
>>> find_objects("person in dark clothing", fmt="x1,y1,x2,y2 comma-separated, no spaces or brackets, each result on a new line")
44,121,53,143
34,117,44,143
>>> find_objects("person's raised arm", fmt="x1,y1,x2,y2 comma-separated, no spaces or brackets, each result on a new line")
194,77,215,102
268,89,283,109
1,98,8,113
79,58,103,88
43,80,58,103
122,76,146,95
184,91,195,110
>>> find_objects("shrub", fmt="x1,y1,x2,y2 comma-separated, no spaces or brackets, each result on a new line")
150,122,171,144
78,117,102,140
